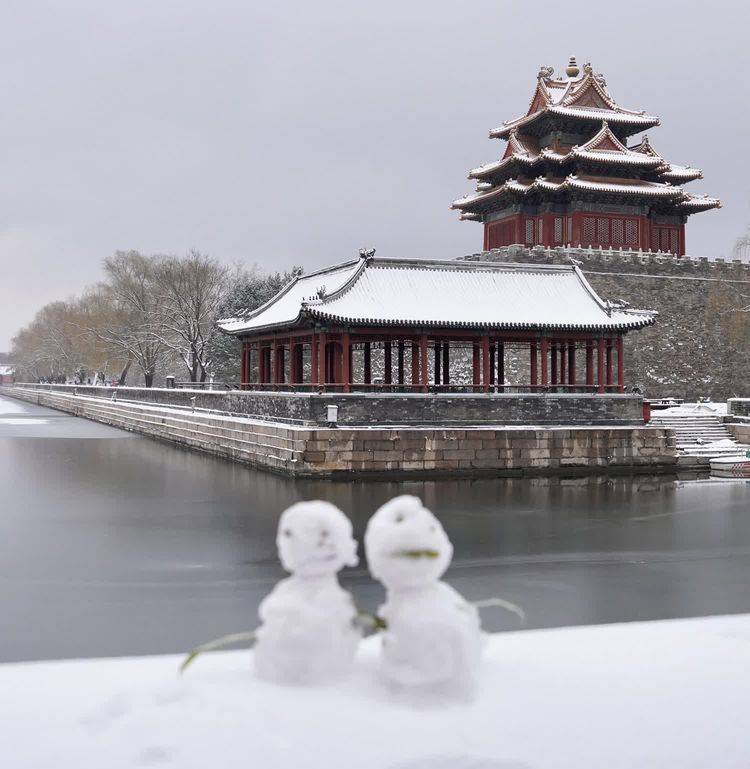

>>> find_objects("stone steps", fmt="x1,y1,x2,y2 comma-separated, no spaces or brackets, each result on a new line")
650,413,750,459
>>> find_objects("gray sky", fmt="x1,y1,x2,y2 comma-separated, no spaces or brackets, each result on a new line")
1,0,748,349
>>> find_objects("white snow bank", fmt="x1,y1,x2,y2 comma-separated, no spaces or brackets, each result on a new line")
660,402,728,416
2,614,749,769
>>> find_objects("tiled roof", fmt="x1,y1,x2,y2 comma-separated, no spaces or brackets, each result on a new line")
219,258,656,334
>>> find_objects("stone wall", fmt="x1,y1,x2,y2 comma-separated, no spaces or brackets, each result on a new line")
11,383,644,426
463,246,750,402
3,386,676,478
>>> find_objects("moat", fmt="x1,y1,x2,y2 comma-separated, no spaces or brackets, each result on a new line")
1,393,749,663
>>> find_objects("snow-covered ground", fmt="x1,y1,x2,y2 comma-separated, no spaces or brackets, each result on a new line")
659,401,728,416
2,614,748,769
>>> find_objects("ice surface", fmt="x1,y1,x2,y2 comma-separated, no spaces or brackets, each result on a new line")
2,615,748,769
365,496,482,696
254,501,361,684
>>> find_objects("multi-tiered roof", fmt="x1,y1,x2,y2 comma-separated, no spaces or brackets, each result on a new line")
452,59,720,223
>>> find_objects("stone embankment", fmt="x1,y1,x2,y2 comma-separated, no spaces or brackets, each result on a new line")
3,385,678,478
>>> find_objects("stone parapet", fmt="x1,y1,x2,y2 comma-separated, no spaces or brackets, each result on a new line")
3,386,676,479
9,383,644,427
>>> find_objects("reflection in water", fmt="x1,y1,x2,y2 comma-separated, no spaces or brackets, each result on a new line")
1,394,749,662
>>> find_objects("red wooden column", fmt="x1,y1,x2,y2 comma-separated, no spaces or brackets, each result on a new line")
617,336,625,392
384,341,392,386
317,333,327,391
419,335,428,392
271,340,278,385
397,341,405,386
342,332,350,393
606,338,613,391
530,342,538,388
489,343,495,386
240,341,247,389
585,340,594,390
311,334,319,386
497,341,505,387
550,342,558,387
433,342,441,385
442,342,449,386
363,342,371,385
472,343,481,389
258,344,264,384
482,335,490,393
559,341,567,388
568,341,576,388
597,338,606,394
540,337,549,387
277,344,286,385
411,340,420,387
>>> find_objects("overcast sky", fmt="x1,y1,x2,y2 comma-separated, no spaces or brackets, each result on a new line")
1,0,748,348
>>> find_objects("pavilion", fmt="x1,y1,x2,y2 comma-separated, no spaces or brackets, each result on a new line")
219,254,655,393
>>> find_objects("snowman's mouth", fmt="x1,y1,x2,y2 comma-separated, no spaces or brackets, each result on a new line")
392,549,440,560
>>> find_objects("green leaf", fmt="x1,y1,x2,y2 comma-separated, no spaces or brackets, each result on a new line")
472,597,526,624
179,630,258,675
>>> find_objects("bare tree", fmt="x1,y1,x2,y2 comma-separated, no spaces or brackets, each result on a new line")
97,251,165,387
151,250,231,382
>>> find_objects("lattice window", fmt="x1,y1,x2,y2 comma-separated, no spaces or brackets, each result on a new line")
597,217,610,245
660,229,671,252
583,217,596,244
525,219,534,245
567,217,573,244
651,229,660,251
554,217,563,244
670,230,679,254
536,218,544,244
625,219,638,246
611,218,624,245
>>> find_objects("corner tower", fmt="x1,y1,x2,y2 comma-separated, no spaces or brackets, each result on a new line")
452,58,720,256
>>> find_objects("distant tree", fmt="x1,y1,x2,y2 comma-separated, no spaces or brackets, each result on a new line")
150,250,232,383
97,251,165,387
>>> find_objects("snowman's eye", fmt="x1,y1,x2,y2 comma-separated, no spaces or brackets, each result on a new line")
430,525,436,533
320,529,329,538
283,529,293,537
395,514,404,523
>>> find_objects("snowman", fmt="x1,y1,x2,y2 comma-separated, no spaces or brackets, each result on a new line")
254,500,361,685
364,495,482,695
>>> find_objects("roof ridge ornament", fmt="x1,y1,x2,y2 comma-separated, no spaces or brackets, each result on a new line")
537,65,554,81
359,247,376,260
565,56,579,78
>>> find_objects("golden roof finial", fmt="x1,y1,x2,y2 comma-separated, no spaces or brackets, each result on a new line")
566,56,580,78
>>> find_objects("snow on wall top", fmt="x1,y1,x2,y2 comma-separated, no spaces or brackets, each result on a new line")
219,257,656,334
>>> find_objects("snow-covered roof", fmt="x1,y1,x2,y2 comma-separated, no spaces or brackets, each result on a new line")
0,365,14,376
218,260,361,333
491,64,660,140
453,174,684,211
219,257,656,334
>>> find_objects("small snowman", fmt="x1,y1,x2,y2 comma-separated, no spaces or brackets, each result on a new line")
364,495,482,696
254,500,360,685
